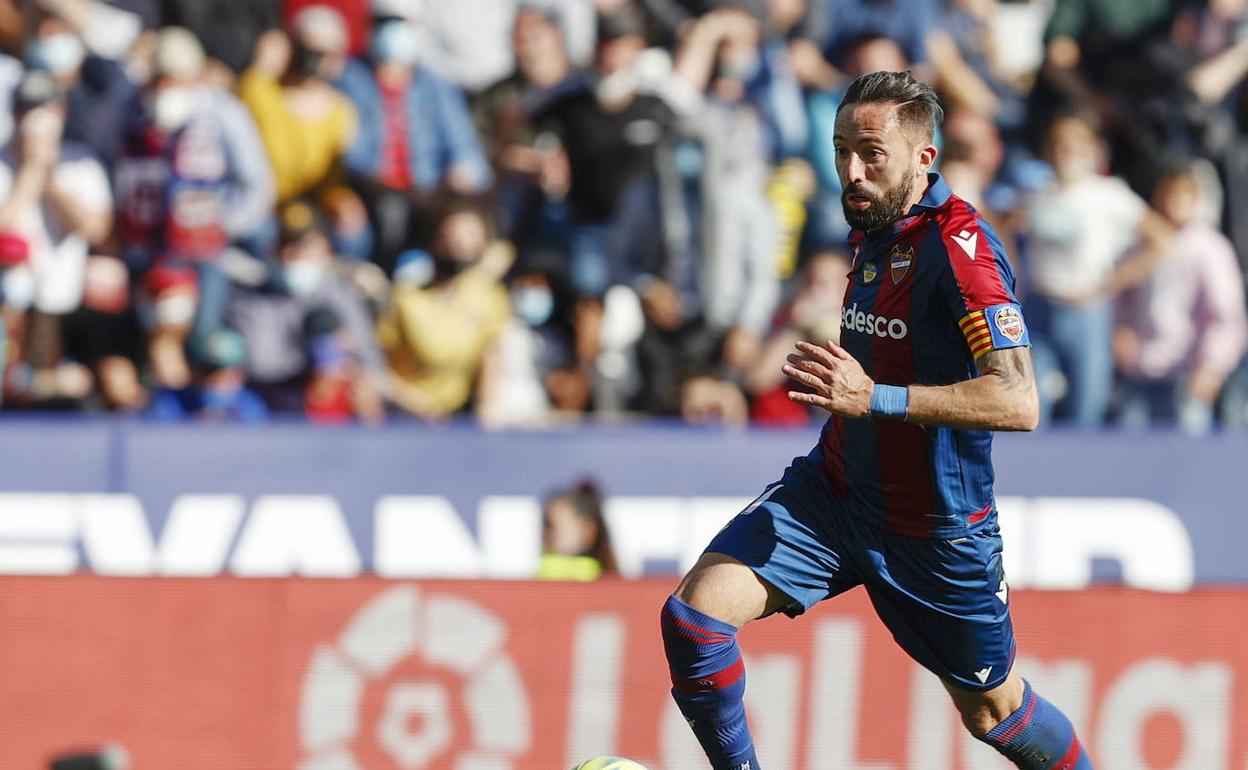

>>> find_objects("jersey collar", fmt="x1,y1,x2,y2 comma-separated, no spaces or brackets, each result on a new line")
909,172,952,213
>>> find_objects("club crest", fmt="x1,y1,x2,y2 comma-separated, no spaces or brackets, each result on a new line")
862,262,877,283
993,306,1025,343
889,244,914,284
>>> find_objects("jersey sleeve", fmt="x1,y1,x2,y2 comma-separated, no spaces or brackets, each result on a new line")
937,207,1031,358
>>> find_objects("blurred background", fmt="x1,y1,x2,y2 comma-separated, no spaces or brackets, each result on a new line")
0,0,1247,768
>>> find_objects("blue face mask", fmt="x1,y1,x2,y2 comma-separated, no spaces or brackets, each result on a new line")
512,285,555,327
372,20,420,66
27,33,85,77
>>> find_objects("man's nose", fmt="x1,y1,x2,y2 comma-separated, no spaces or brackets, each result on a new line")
843,153,867,184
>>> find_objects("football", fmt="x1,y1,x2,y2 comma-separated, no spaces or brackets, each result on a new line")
571,758,649,770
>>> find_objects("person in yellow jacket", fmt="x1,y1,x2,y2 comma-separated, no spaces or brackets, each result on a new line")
239,6,370,258
376,198,510,418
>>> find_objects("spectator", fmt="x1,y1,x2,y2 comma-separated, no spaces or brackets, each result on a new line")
536,479,618,581
377,198,510,419
32,0,149,63
746,248,849,424
0,18,21,148
472,2,576,256
0,232,33,407
533,6,677,298
240,6,371,259
115,27,275,353
1022,111,1173,426
225,200,385,414
60,255,146,410
283,0,371,56
928,0,1027,127
337,1,492,273
1115,160,1248,433
159,0,280,81
476,255,587,428
627,8,784,421
301,305,384,422
149,328,269,421
25,7,138,166
805,0,938,73
1033,0,1184,190
636,0,767,43
0,70,113,408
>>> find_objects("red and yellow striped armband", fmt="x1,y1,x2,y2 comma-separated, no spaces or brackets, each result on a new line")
958,303,1030,358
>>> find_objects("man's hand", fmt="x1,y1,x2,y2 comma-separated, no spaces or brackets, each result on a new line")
19,105,64,171
783,340,874,418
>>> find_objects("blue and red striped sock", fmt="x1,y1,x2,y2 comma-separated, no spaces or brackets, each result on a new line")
660,595,760,770
980,679,1093,769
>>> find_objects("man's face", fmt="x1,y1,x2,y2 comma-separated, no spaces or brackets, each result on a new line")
834,101,935,232
596,35,644,77
513,10,562,68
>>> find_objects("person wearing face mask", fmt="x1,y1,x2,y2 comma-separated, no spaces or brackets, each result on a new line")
224,201,385,413
476,257,592,428
26,10,139,167
336,0,491,275
377,197,510,420
116,27,274,360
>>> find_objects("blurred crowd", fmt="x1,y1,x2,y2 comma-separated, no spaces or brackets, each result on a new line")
1,0,1247,432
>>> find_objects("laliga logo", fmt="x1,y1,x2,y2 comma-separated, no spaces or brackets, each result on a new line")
298,586,531,770
840,303,909,340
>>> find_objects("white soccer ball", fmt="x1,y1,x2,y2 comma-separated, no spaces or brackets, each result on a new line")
570,758,649,770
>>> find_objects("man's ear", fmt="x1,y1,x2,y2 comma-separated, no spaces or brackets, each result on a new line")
917,142,938,173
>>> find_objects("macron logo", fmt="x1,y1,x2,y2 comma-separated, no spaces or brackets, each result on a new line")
952,229,978,259
974,666,993,684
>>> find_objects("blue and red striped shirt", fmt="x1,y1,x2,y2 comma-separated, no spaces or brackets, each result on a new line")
818,173,1031,538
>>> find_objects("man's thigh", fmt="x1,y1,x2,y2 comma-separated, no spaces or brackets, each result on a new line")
699,462,862,622
858,523,1017,693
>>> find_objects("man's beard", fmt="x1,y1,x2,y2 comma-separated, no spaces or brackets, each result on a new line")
841,175,916,232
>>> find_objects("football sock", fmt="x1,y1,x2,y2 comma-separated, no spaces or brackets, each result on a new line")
661,595,760,770
979,679,1093,769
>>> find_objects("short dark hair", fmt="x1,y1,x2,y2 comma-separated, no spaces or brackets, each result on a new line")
836,71,943,142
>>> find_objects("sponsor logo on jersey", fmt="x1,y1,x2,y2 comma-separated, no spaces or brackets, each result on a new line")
952,228,979,259
889,244,913,284
862,262,877,283
993,306,1025,343
841,303,909,340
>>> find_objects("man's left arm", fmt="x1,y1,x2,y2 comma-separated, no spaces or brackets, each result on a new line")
784,340,1039,431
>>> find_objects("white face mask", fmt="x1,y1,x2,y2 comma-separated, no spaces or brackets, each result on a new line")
283,259,328,297
154,292,197,326
28,33,86,77
152,86,197,132
2,266,36,311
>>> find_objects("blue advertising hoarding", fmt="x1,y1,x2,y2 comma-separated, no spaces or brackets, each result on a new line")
0,419,1241,587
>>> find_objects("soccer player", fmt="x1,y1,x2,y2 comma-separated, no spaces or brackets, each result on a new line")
660,71,1093,770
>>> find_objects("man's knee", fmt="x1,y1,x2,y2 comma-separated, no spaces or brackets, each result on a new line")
958,702,1001,738
945,671,1026,738
671,552,772,629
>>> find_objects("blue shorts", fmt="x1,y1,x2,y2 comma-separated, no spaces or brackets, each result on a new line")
706,451,1016,692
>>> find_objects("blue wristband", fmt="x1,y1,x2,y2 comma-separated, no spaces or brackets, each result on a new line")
870,384,909,420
